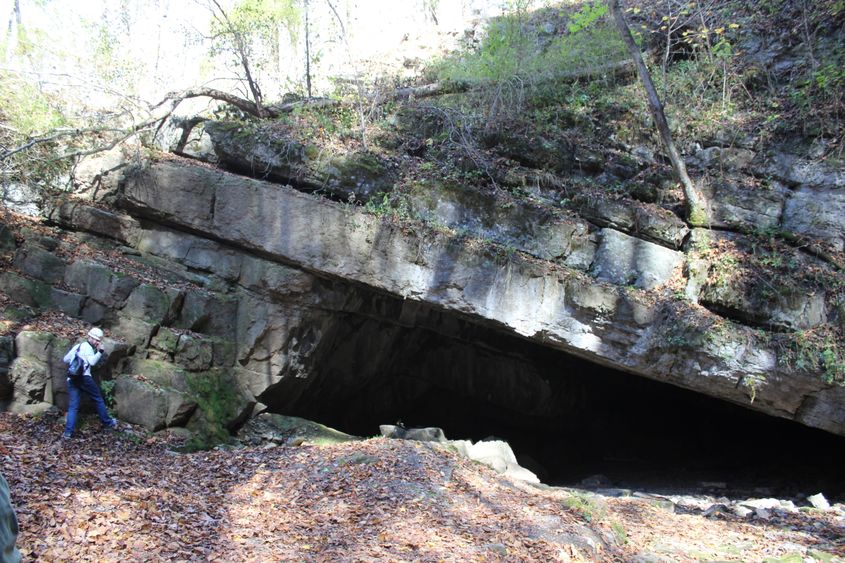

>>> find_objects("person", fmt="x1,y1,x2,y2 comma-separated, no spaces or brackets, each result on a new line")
0,472,21,563
61,327,117,439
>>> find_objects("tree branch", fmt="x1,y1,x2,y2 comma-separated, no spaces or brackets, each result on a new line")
162,87,273,117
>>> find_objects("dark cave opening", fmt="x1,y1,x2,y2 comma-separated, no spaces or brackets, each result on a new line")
274,309,845,501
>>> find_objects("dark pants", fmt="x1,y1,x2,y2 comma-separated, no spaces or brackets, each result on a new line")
64,376,112,435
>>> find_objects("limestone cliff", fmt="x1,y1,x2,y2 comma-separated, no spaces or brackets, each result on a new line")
1,1,844,448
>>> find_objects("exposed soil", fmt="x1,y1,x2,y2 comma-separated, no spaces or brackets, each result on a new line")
2,413,843,562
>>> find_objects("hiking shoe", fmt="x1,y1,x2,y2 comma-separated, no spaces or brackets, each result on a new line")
106,418,119,429
61,432,72,439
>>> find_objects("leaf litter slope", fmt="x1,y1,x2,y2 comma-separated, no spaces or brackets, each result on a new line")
2,413,844,561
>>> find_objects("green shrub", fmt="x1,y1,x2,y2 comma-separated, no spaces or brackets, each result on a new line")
432,15,625,87
781,329,845,386
0,72,66,135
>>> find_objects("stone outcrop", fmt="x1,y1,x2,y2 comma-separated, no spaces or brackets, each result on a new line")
2,136,844,443
204,121,396,203
404,182,597,267
111,160,844,436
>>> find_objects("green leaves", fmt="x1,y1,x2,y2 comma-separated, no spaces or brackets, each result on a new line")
567,1,608,34
208,0,302,105
224,0,301,44
0,73,66,136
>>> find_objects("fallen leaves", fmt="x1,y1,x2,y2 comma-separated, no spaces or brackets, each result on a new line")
2,412,844,562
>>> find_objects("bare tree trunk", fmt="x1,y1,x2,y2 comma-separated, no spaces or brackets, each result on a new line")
325,0,368,149
12,0,21,28
305,0,312,98
210,0,265,116
608,0,708,225
4,0,21,62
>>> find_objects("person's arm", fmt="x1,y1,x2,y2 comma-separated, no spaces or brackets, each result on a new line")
62,343,80,364
78,341,104,369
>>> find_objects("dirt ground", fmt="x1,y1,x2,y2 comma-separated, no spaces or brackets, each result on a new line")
1,413,843,562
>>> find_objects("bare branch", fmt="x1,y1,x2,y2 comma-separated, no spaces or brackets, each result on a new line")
1,130,87,161
172,116,209,155
163,87,271,117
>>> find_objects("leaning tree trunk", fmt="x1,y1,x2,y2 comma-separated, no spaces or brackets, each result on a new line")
608,0,708,226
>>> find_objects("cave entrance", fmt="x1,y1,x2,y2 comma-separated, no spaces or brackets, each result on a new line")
272,310,845,501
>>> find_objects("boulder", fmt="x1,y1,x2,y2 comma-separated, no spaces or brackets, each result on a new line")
49,288,84,317
0,272,52,309
1,182,40,215
114,374,196,431
71,146,127,193
204,120,396,203
64,260,140,308
125,358,190,393
10,332,74,410
807,493,831,510
13,331,60,364
122,284,180,325
8,401,54,416
9,358,50,404
379,424,447,442
238,413,358,446
80,298,110,324
174,334,214,371
447,439,540,484
51,202,140,245
185,369,255,436
149,327,180,357
110,316,157,348
64,260,113,299
13,244,66,284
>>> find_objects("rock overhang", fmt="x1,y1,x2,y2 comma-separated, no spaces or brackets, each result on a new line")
118,160,845,437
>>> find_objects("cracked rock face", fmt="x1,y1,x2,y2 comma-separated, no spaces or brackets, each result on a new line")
4,133,845,442
116,161,845,437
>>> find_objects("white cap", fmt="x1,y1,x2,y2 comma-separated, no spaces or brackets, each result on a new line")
87,327,104,340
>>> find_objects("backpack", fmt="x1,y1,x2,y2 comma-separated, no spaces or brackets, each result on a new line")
66,344,86,385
